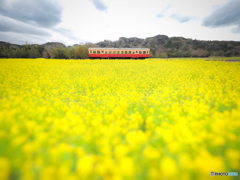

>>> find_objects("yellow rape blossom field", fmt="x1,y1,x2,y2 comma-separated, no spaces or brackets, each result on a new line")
0,58,240,180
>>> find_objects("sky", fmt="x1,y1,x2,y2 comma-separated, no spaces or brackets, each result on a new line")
0,0,239,45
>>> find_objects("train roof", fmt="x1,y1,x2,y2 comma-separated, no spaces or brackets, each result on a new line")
89,47,150,50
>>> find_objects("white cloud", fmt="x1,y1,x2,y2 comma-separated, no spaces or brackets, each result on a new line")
90,0,108,11
0,15,51,36
202,0,240,33
0,0,239,45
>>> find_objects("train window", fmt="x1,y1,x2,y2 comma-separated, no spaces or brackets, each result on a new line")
93,51,96,54
105,51,107,54
139,51,142,54
125,51,127,54
143,51,146,54
133,52,135,54
121,51,124,54
147,51,148,54
129,51,131,54
113,51,115,54
109,51,112,54
102,51,104,53
117,51,119,54
97,51,100,54
136,51,138,53
90,50,92,53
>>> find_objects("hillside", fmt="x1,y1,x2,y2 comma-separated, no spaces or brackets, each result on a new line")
96,35,240,58
0,35,240,58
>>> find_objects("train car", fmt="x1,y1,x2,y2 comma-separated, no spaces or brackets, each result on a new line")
88,48,150,59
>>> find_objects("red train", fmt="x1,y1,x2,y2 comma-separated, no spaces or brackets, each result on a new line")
89,48,150,59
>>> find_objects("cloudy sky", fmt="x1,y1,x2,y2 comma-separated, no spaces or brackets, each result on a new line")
0,0,239,45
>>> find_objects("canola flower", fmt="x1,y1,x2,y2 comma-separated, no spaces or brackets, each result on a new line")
0,58,240,180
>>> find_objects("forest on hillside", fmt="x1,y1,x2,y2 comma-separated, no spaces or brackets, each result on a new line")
97,35,240,58
0,34,240,58
0,42,89,59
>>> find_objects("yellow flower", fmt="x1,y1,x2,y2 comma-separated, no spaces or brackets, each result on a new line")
225,149,240,169
115,145,129,158
0,157,10,180
119,157,134,177
159,157,178,177
1,59,240,179
143,146,160,159
77,155,95,177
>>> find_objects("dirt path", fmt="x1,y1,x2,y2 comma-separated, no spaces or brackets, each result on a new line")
224,60,240,63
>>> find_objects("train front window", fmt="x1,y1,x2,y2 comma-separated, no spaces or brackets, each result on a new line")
129,51,131,54
105,51,107,54
139,51,142,54
97,51,100,54
93,51,96,54
143,51,146,54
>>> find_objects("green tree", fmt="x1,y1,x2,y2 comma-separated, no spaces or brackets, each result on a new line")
156,52,168,58
12,48,24,58
25,42,29,50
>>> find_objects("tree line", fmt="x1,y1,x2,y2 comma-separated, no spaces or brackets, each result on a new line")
1,34,240,59
97,35,240,58
0,43,89,59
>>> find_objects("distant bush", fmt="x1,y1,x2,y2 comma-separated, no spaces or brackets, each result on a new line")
156,52,168,58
